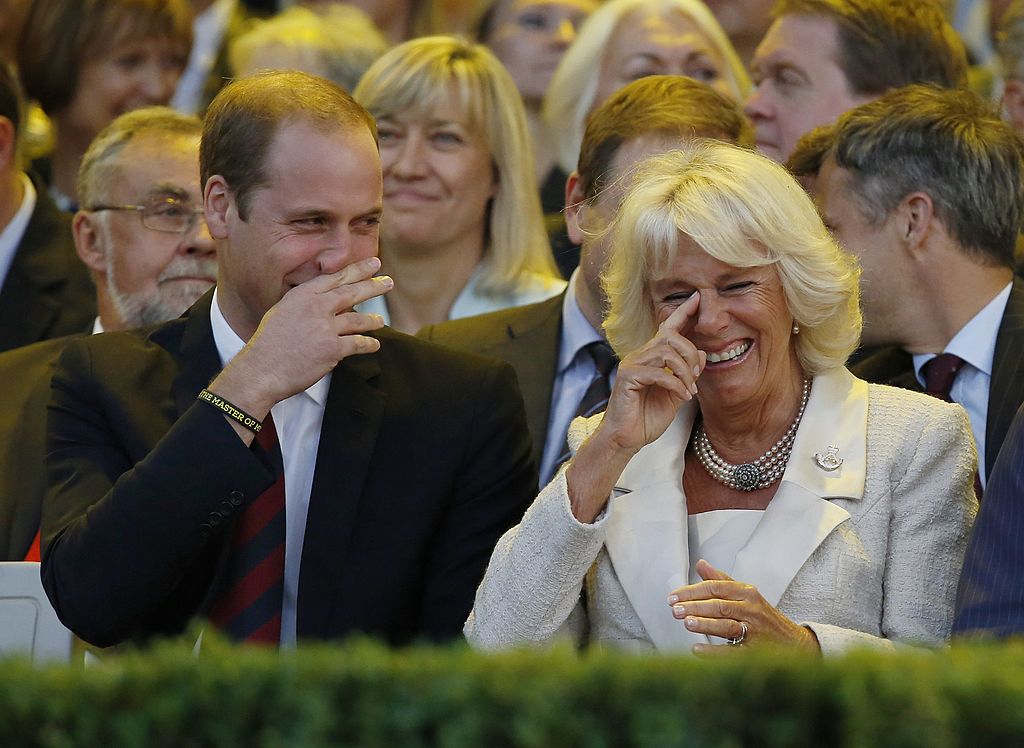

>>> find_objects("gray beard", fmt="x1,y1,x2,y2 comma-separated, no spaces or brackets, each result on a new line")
107,256,216,329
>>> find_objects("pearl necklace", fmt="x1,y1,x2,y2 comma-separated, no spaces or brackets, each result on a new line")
692,378,811,492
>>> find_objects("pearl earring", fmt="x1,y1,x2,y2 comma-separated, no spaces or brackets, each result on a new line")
792,322,800,335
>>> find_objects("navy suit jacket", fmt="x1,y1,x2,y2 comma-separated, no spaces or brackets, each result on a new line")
953,402,1024,637
41,292,535,647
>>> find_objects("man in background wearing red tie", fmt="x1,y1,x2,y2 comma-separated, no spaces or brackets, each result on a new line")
802,84,1024,490
40,71,536,648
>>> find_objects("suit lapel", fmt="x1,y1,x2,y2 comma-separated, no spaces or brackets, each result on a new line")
0,187,76,350
986,277,1024,477
297,345,386,636
495,293,563,469
604,402,700,651
602,368,865,650
171,291,223,416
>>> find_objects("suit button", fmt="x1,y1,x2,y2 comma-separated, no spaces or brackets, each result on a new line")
228,491,244,506
199,523,212,539
208,512,222,527
220,500,234,515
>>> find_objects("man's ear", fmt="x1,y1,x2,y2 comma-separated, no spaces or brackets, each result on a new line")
1004,80,1024,135
564,171,587,247
896,191,935,257
72,210,108,275
204,175,233,240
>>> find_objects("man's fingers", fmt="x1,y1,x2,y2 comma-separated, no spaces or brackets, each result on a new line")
334,333,381,359
301,256,383,293
323,275,394,311
334,310,386,336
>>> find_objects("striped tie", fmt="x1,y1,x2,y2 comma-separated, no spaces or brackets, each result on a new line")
208,414,286,644
553,341,618,471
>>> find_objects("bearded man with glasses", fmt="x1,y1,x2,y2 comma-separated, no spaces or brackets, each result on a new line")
0,106,214,561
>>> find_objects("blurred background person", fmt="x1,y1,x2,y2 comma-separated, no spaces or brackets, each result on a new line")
0,63,94,353
170,0,257,116
479,0,598,241
230,4,389,91
995,0,1024,275
543,0,749,277
421,76,753,487
17,0,193,211
477,0,598,241
998,0,1024,132
744,0,968,165
354,36,564,334
0,106,215,562
704,0,774,69
290,0,420,43
467,141,978,655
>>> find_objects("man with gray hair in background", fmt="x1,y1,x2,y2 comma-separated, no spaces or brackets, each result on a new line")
804,84,1024,490
0,106,216,561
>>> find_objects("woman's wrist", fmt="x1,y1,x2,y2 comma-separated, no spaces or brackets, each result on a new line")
565,428,638,523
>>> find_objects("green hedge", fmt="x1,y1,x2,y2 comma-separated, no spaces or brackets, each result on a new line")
1,637,1023,747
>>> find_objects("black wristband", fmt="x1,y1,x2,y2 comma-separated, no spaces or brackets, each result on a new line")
197,389,263,434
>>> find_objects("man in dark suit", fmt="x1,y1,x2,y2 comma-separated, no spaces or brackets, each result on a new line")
806,84,1024,486
954,401,1024,638
419,76,753,486
0,106,216,561
0,63,94,352
40,71,535,648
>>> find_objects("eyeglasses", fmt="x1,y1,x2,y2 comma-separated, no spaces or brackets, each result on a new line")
88,197,205,234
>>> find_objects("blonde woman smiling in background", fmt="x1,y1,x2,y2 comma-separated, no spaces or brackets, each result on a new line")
354,36,565,334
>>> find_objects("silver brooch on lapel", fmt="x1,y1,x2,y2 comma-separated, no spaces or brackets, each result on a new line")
814,445,843,472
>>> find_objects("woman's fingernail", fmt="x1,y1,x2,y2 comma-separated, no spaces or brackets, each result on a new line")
672,604,685,617
668,594,679,604
685,617,698,629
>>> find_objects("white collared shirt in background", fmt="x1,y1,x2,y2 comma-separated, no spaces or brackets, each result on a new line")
0,173,37,292
912,281,1012,487
209,288,330,647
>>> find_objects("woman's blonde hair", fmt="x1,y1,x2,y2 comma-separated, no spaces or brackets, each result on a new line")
603,141,862,375
354,35,558,293
543,0,750,174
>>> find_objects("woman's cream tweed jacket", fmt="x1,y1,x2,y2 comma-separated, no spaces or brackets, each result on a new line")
466,368,979,655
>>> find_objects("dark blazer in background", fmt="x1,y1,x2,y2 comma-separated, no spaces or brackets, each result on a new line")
0,334,75,559
419,292,564,473
0,181,94,353
953,401,1024,638
851,276,1024,479
41,292,536,648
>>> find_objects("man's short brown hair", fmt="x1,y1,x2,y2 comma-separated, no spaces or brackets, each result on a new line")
200,71,377,221
576,75,754,199
772,0,967,95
